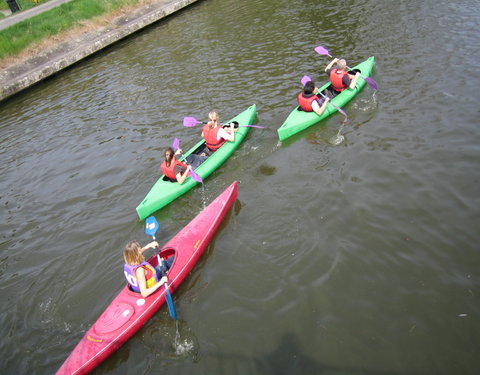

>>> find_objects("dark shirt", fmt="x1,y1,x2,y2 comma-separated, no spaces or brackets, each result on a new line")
173,164,185,177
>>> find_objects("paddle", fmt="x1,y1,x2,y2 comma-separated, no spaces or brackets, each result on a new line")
183,116,265,129
301,75,348,118
171,138,203,183
314,45,378,90
145,216,178,320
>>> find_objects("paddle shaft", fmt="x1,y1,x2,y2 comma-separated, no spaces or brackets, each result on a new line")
184,117,263,128
215,121,263,129
316,90,347,118
156,254,178,320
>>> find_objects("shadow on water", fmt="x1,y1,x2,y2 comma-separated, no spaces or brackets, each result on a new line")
204,332,425,375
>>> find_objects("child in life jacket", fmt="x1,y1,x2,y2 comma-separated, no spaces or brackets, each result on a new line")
325,58,360,97
201,111,235,153
123,240,173,298
297,80,330,115
160,147,192,184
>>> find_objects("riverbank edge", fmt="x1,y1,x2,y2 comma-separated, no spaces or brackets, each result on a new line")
0,0,201,102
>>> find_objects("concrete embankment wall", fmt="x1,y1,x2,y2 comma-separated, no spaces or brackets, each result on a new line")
0,0,201,102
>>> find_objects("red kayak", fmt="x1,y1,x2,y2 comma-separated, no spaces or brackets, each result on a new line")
57,181,239,374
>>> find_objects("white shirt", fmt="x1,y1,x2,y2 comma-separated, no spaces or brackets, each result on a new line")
216,127,231,140
311,100,321,112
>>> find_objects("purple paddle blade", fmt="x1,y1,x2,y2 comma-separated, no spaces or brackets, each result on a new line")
314,45,332,57
172,138,180,151
301,75,312,86
183,117,201,127
189,170,203,183
364,77,379,90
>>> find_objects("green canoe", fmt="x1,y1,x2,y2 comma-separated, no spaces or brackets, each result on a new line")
136,104,257,220
277,56,375,141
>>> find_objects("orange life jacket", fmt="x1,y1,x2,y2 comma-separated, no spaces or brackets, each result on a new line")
297,92,320,112
203,124,227,151
160,159,187,180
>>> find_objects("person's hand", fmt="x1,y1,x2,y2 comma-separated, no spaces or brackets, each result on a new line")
186,165,192,171
175,149,182,156
160,275,168,285
325,97,330,103
149,241,159,248
333,57,339,64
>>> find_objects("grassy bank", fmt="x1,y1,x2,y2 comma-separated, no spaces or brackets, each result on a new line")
0,0,148,60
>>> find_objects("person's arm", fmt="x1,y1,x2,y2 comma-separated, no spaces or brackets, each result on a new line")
136,268,168,298
325,57,338,72
140,241,158,254
218,124,235,142
175,164,192,184
348,72,360,89
312,97,330,116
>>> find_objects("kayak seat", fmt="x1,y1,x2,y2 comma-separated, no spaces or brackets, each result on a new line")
193,144,211,157
162,176,176,183
127,284,138,293
159,248,176,268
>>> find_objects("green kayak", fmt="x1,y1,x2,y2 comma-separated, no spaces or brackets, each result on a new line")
136,104,257,220
277,56,375,141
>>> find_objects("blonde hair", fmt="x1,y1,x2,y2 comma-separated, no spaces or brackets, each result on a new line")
336,59,347,70
123,240,144,265
208,111,219,128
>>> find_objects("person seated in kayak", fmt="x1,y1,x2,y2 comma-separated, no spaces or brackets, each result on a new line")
297,80,330,115
324,58,360,97
201,111,235,153
160,147,192,184
123,240,173,298
224,121,239,129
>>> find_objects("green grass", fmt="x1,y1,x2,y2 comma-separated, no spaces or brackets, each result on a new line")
0,0,143,60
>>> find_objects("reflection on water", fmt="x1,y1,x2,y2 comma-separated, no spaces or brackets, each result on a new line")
1,0,479,374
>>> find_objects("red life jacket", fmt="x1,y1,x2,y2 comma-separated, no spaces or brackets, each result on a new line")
330,69,349,92
297,92,320,112
160,159,187,180
203,124,227,151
